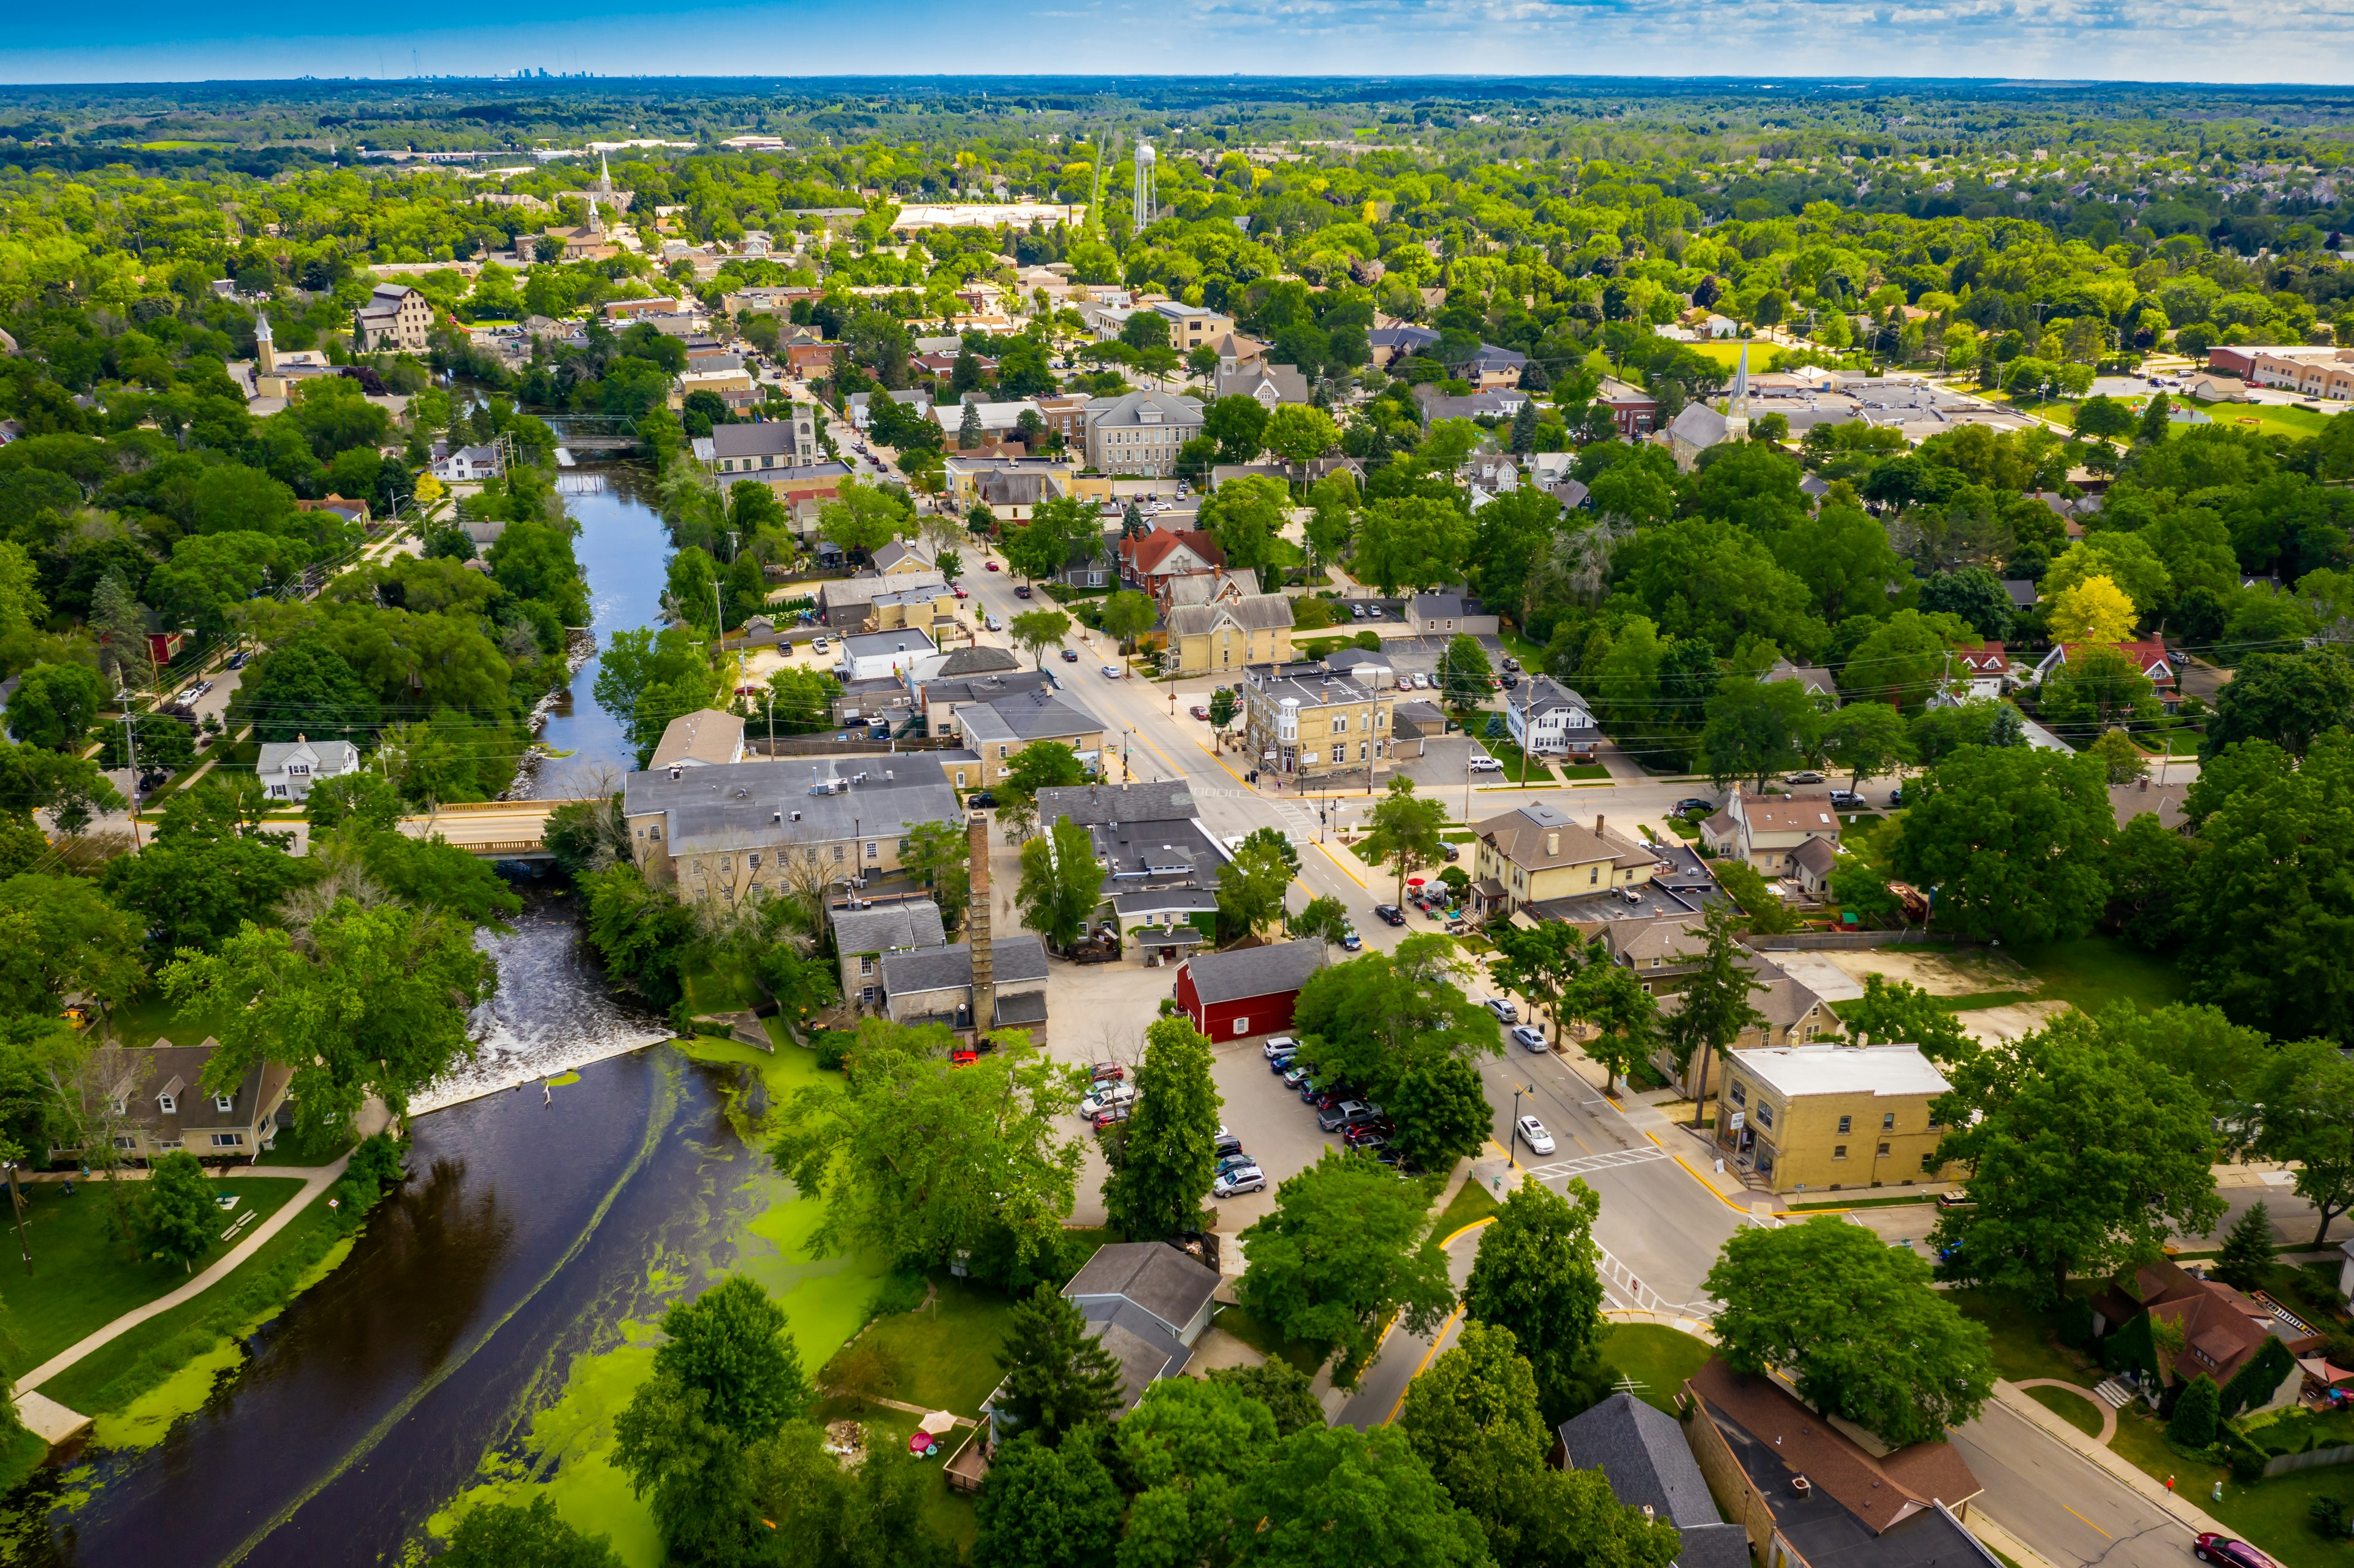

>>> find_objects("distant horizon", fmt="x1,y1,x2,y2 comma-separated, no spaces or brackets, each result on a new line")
5,70,2354,91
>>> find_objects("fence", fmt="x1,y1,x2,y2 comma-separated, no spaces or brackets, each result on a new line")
2263,1444,2354,1478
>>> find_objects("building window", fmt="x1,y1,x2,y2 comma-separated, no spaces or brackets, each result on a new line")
866,842,878,860
859,956,877,976
1882,1113,1895,1132
1755,1103,1775,1129
1233,1016,1249,1035
114,1136,137,1151
1590,867,1599,886
1833,1144,1848,1160
158,1094,177,1114
833,845,845,861
1837,1114,1851,1135
1727,1081,1746,1106
211,1132,245,1148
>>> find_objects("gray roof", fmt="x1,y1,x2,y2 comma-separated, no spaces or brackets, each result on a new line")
831,899,948,956
1113,887,1219,916
1034,779,1198,826
1410,593,1487,620
1064,1241,1221,1339
823,572,947,611
923,671,1056,709
1168,595,1295,638
1084,388,1205,430
257,739,359,772
840,629,938,659
931,645,1023,677
1670,403,1732,447
623,757,960,858
957,691,1103,747
880,935,1050,1000
1520,676,1594,719
1182,940,1324,1005
705,422,800,460
1560,1393,1727,1532
1325,649,1391,672
1082,1300,1191,1415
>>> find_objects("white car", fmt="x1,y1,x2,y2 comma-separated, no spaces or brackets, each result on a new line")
1213,1166,1267,1198
1468,753,1503,773
1263,1035,1301,1060
1510,1024,1547,1052
1516,1115,1555,1156
1102,663,1124,679
985,614,1004,632
1079,1081,1137,1118
1484,998,1518,1023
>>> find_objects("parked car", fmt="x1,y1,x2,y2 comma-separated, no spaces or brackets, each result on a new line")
1498,673,1518,689
1466,753,1503,774
1366,605,1385,620
1214,1127,1243,1158
1212,1167,1267,1198
1282,1063,1312,1089
1318,1100,1380,1132
2195,1538,2279,1568
1515,1115,1556,1156
1078,1082,1136,1118
1510,1024,1547,1052
967,791,997,807
1500,656,1520,673
1015,584,1033,599
1888,786,1905,807
1102,663,1124,679
1936,1187,1973,1209
1267,1048,1299,1073
1350,604,1366,620
1829,790,1865,810
1190,704,1210,720
1216,1152,1259,1177
811,636,831,653
1089,1061,1125,1083
1374,904,1406,926
1062,648,1081,663
2168,649,2190,667
1262,1035,1301,1060
1440,843,1460,862
225,650,248,671
1674,797,1714,816
1484,998,1520,1023
1310,1083,1360,1111
1343,1117,1393,1145
1785,770,1826,785
984,614,1003,632
1340,929,1363,951
1091,1103,1132,1130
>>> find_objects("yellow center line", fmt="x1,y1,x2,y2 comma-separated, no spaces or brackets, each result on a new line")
2060,1504,2112,1539
1387,1304,1467,1423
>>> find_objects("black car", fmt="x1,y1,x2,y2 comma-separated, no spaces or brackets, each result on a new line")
967,791,997,808
1439,844,1459,862
1214,1129,1243,1158
1373,904,1406,926
1014,584,1033,598
1498,673,1520,689
1311,1083,1360,1111
1674,797,1714,816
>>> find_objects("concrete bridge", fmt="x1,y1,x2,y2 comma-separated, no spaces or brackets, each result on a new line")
397,799,596,861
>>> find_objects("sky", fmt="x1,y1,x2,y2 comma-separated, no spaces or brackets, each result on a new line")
4,0,2353,87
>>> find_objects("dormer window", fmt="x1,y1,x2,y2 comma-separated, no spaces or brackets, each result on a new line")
158,1093,177,1114
214,1094,235,1114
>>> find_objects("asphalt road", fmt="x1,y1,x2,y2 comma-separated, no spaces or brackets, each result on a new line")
1951,1398,2196,1568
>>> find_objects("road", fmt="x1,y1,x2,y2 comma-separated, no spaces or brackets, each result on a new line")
1950,1398,2194,1568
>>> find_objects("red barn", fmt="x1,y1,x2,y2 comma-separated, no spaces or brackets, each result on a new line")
1174,941,1326,1042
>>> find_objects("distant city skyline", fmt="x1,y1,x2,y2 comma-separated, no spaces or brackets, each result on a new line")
6,0,2354,89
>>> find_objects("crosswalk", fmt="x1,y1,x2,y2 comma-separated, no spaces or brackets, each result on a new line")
1522,1144,1673,1182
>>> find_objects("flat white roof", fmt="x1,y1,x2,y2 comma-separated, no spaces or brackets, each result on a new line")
1729,1044,1950,1100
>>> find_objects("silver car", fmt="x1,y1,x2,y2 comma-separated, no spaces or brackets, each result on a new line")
1213,1166,1267,1198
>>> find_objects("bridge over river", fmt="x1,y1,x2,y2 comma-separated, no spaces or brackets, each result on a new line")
397,800,595,862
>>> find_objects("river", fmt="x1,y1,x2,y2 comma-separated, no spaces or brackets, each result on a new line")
525,464,671,794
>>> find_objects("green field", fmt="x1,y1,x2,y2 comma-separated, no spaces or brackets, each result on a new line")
1433,1176,1500,1241
2007,934,2190,1016
1596,1323,1714,1413
1,1174,305,1379
2025,1383,2105,1437
821,1276,1019,1420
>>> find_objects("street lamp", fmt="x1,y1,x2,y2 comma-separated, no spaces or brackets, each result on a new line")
1507,1084,1536,1168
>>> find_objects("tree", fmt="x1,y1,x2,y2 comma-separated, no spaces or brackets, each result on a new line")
579,862,698,1007
440,1496,622,1568
1001,740,1089,823
1217,828,1297,941
768,1019,1084,1275
1264,404,1340,467
1930,1012,2224,1301
1228,1425,1491,1568
993,1286,1126,1446
1820,702,1913,791
1206,1357,1325,1437
1290,936,1498,1170
2085,728,2149,785
1289,893,1354,948
958,400,984,449
1770,504,1906,623
1918,566,2015,641
1235,1148,1455,1385
102,827,313,956
160,896,497,1137
303,770,403,835
2252,1043,2354,1246
1018,815,1101,949
0,874,148,1015
1663,902,1766,1125
1206,687,1239,730
136,1150,219,1272
1712,859,1801,937
1396,1320,1550,1550
2169,1376,2221,1447
1704,1217,1995,1446
2044,573,2138,644
1102,1016,1223,1241
1199,476,1290,591
1355,498,1474,595
1009,607,1073,668
901,818,973,929
1891,744,2112,945
1359,776,1448,907
2039,644,2161,734
1561,955,1662,1094
650,1273,812,1439
1462,1178,1609,1427
1486,920,1585,1051
818,476,916,559
236,639,379,746
1101,590,1157,652
2202,649,2354,759
1843,974,1975,1064
6,661,112,752
1118,1376,1278,1568
1701,677,1818,790
975,1431,1121,1568
1204,395,1271,465
2215,1203,2278,1290
1436,634,1493,710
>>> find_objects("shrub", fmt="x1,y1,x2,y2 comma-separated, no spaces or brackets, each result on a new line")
867,1270,928,1320
2168,1374,2220,1447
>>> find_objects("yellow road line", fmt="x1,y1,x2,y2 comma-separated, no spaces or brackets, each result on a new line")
1387,1305,1467,1423
2061,1504,2112,1539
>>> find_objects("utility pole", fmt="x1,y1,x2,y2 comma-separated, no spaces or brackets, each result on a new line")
121,704,143,851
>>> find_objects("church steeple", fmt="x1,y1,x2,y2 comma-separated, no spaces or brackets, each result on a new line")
1725,340,1751,441
254,311,276,375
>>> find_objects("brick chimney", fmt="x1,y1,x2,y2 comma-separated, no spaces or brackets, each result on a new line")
967,811,994,1037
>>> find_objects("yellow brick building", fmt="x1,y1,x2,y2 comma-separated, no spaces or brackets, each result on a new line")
1713,1043,1956,1196
1240,664,1395,783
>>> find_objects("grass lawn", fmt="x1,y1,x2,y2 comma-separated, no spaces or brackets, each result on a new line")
2187,396,2342,442
1482,739,1555,786
821,1277,1018,1420
1948,1287,2100,1388
38,1189,346,1414
1596,1323,1714,1413
253,1122,353,1167
1433,1178,1500,1241
2103,1399,2354,1568
2007,934,2190,1016
2025,1383,2106,1437
98,989,238,1051
806,1396,979,1553
1788,1192,1940,1212
1,1174,305,1379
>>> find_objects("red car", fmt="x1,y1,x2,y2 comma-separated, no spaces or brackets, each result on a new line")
953,587,970,599
950,1048,978,1067
1190,705,1210,720
2195,1539,2278,1568
984,560,1001,572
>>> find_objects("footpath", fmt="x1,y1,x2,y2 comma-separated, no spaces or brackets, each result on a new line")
12,1154,352,1444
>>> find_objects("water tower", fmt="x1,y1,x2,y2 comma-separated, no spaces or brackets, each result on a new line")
1132,142,1156,233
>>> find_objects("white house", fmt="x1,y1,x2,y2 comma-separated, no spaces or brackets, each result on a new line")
837,629,939,683
1505,676,1602,761
1953,642,2009,701
257,736,361,802
430,444,503,482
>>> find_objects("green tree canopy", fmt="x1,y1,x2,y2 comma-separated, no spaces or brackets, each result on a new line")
1891,744,2112,945
1462,1178,1610,1427
1102,1016,1224,1242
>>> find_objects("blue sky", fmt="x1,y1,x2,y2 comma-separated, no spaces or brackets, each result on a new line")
4,0,2353,86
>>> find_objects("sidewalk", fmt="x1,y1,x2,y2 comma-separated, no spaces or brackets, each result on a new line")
1990,1379,2233,1538
12,1153,352,1431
